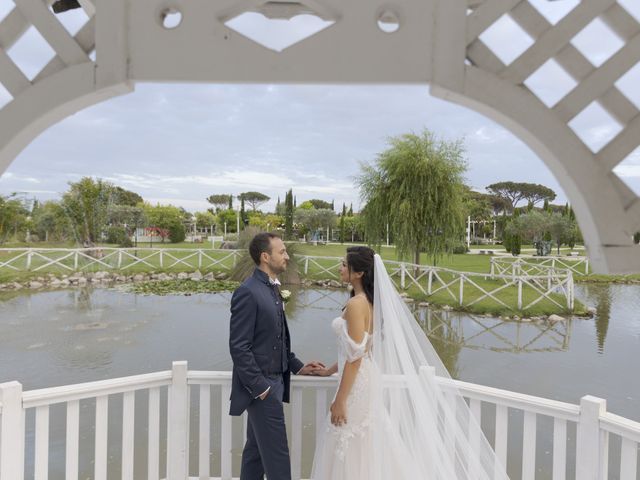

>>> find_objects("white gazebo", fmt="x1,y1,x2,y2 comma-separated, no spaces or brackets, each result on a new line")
2,1,640,479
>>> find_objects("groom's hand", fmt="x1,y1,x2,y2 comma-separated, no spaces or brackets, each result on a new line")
298,361,325,375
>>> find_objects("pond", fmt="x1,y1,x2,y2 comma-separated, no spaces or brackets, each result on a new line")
0,283,638,479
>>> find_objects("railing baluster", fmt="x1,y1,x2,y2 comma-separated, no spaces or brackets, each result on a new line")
65,400,79,480
122,391,135,480
600,429,609,480
469,398,482,478
148,388,160,480
444,393,456,460
34,405,49,480
0,381,24,480
95,395,108,480
291,387,303,480
315,388,328,446
494,404,508,471
620,438,637,480
220,384,232,480
199,385,210,480
167,362,189,480
576,396,607,480
522,411,536,480
552,418,566,480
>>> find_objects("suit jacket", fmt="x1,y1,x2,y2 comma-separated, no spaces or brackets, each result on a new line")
228,268,304,416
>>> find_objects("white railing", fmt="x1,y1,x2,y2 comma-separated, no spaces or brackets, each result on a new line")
2,362,639,480
0,248,243,272
491,255,590,277
298,255,575,311
392,260,574,312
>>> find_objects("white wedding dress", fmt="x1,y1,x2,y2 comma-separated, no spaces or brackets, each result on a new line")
310,255,510,480
310,316,413,479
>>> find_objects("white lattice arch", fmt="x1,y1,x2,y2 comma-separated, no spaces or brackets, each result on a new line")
1,0,639,273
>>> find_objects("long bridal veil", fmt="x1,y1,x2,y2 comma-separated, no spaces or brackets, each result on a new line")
369,254,509,479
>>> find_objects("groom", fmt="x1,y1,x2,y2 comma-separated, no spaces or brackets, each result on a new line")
229,232,323,480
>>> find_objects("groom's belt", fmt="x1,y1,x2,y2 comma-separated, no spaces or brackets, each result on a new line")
263,370,284,378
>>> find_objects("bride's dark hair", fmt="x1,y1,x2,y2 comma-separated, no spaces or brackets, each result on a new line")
346,246,375,305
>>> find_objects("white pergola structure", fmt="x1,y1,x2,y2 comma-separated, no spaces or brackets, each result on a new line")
1,0,639,273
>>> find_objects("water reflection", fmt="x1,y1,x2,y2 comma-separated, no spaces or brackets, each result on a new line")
593,285,611,353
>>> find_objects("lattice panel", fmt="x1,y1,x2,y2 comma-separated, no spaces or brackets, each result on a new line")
0,0,95,108
466,0,640,187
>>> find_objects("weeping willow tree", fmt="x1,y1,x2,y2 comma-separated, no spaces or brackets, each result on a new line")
357,130,467,266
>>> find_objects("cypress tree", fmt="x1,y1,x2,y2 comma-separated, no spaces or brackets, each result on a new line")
285,189,294,240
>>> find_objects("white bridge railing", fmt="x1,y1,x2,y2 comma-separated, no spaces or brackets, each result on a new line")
0,248,243,273
1,362,638,480
300,256,575,312
491,255,590,277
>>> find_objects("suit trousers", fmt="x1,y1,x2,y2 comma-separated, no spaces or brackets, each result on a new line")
240,375,291,480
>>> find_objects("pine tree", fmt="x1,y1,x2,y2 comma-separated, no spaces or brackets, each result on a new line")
543,199,550,213
348,203,353,216
228,195,233,210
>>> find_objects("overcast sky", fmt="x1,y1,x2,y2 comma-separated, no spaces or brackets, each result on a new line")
1,0,639,213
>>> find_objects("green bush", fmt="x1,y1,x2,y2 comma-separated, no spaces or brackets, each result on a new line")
503,233,512,253
511,234,521,255
168,222,186,243
452,244,468,254
106,226,132,247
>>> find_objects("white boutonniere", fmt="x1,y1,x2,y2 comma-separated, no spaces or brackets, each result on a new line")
280,289,291,304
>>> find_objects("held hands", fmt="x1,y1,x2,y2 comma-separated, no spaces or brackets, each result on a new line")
312,366,335,377
330,399,347,427
298,361,326,375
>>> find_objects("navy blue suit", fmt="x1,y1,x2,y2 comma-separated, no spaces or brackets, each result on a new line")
229,268,304,480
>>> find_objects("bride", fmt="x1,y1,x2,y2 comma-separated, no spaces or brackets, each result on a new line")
310,246,510,479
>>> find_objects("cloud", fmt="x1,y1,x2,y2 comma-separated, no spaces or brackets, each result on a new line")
102,171,296,191
0,172,41,184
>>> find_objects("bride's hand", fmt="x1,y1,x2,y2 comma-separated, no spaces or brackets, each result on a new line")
330,400,347,427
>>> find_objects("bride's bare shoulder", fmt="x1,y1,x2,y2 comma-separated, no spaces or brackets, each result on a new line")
344,296,370,320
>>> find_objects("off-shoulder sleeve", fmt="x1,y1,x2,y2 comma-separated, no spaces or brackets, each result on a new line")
339,322,369,363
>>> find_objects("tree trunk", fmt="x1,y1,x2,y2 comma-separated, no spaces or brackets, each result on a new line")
413,249,421,276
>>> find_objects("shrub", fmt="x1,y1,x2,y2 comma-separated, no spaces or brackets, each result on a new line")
106,226,132,247
511,234,521,255
168,222,186,243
